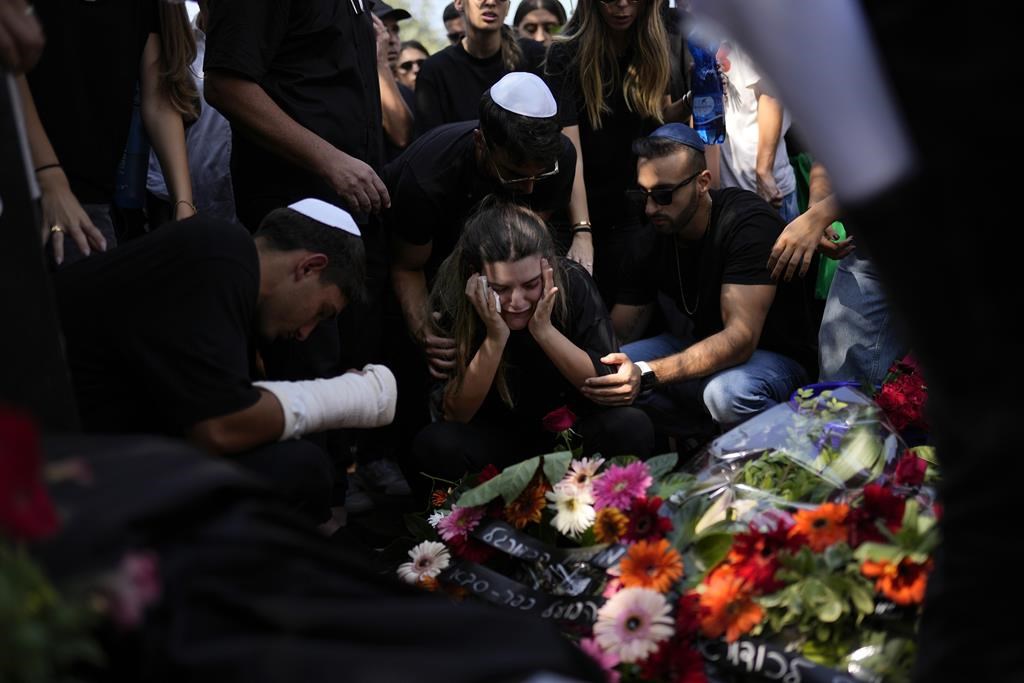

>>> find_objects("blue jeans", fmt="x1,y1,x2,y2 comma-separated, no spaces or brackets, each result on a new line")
623,333,808,434
779,190,800,224
818,251,906,388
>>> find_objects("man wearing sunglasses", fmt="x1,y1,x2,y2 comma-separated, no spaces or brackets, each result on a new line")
581,123,816,440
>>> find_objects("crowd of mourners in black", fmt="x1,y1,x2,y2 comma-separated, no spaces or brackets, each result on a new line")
7,1,1019,681
12,0,893,532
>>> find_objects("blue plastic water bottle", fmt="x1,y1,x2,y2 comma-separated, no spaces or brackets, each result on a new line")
113,83,151,210
686,34,726,145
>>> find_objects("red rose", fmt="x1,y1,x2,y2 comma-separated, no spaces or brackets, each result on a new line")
476,464,500,484
0,407,59,541
849,484,906,546
894,451,928,487
541,405,576,433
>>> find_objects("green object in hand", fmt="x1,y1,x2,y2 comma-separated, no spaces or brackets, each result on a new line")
815,221,846,300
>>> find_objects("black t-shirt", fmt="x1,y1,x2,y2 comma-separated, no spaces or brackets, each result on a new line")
544,40,660,229
620,188,818,373
54,217,262,436
26,0,158,203
383,120,576,280
469,260,618,429
204,0,382,213
414,39,545,136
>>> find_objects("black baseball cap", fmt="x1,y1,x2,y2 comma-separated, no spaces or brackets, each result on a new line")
372,1,411,21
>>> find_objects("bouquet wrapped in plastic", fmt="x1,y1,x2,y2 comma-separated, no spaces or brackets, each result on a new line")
399,389,939,682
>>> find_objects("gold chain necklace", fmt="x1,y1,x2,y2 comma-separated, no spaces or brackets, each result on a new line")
673,200,712,316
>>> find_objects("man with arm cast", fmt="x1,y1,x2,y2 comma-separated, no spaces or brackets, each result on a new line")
54,201,396,524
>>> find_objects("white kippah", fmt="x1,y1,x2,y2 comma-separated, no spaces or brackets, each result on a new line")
489,72,558,119
287,198,361,237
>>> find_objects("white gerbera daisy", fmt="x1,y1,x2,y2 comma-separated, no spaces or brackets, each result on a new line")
593,587,675,663
546,482,596,538
561,456,606,492
396,541,451,585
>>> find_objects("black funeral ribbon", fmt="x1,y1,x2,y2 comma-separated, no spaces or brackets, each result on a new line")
438,561,603,626
698,637,863,683
470,520,627,570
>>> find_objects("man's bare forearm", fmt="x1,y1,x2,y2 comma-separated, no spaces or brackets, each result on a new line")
648,328,753,385
391,265,429,339
205,71,332,178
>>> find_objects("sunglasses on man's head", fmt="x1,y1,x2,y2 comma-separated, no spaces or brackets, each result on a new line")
625,171,701,206
398,58,426,71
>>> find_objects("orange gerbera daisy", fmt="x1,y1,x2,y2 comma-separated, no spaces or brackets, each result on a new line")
699,567,764,642
619,539,684,593
431,489,449,508
789,503,850,551
594,507,629,543
418,576,440,592
505,479,549,529
861,558,932,606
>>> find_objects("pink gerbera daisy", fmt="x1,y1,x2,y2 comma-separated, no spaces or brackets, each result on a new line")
592,462,653,511
579,637,621,683
594,587,675,663
436,505,485,542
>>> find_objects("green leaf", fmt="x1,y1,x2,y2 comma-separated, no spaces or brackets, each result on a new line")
823,543,852,570
542,451,573,486
606,455,640,468
644,452,679,480
403,513,436,541
498,457,541,503
655,472,695,500
848,581,876,615
455,476,504,508
692,532,734,572
815,593,843,623
853,542,904,564
910,445,938,466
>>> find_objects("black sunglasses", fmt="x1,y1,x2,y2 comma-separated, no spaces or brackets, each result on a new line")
625,170,701,206
398,58,426,71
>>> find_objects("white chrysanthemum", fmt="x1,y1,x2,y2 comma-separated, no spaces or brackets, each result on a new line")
546,482,596,538
561,456,606,493
427,510,447,528
593,587,675,663
396,541,451,585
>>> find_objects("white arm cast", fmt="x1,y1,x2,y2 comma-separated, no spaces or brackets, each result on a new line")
254,364,398,441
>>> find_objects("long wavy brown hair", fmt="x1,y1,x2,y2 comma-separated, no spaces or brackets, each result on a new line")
556,0,669,130
430,198,567,408
157,1,199,122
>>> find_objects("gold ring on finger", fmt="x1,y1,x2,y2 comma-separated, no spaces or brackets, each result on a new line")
50,224,64,234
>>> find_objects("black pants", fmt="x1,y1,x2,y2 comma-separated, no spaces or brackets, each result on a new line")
410,407,655,497
234,439,334,524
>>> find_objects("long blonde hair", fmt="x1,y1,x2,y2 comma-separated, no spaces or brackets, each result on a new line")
556,0,669,130
157,1,199,122
430,199,567,408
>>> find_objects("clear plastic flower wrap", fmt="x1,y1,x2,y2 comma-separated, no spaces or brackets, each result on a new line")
677,385,905,508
